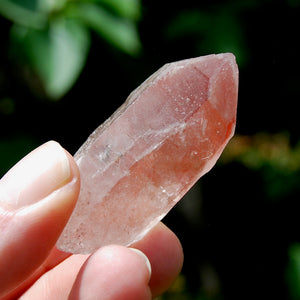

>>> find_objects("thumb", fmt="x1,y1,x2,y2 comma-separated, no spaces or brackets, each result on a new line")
0,141,80,297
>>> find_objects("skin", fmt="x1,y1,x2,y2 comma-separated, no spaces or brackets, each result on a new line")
0,141,183,299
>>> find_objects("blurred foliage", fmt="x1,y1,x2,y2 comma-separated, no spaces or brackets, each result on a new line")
0,135,39,176
1,0,300,299
286,244,300,300
0,0,142,99
222,133,300,199
164,4,249,66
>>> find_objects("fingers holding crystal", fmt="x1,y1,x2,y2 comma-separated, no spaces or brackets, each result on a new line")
0,141,80,298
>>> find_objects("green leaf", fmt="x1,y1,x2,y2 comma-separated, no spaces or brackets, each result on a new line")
96,0,141,20
72,3,141,56
37,0,68,14
0,0,46,28
10,19,90,100
4,0,38,11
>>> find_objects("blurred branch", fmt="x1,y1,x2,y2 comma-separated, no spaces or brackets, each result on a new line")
222,133,300,172
221,132,300,199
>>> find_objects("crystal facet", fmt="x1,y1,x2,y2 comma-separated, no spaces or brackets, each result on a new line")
57,53,239,254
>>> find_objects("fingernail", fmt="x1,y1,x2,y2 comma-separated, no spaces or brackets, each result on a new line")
0,141,72,210
129,248,152,279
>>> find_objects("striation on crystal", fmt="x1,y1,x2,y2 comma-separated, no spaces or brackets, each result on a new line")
56,53,239,254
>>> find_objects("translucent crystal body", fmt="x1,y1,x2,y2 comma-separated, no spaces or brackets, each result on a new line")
57,53,239,254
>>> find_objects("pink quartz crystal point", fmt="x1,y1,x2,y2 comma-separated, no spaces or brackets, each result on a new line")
57,53,238,254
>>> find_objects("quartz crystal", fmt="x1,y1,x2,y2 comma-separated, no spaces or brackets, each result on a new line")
57,53,238,254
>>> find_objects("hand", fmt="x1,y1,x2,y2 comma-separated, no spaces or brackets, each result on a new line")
0,141,183,299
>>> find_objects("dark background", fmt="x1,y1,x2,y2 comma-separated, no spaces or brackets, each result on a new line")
1,0,300,299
